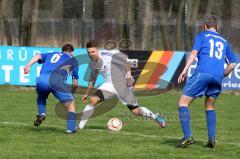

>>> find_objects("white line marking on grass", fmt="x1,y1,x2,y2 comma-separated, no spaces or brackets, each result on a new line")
0,121,65,130
1,121,240,147
0,121,158,138
1,121,30,126
1,121,158,138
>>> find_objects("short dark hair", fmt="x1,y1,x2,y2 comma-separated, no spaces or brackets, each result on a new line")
62,44,74,52
204,15,218,29
86,40,98,48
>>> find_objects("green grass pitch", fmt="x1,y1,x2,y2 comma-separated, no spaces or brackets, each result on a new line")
0,86,239,159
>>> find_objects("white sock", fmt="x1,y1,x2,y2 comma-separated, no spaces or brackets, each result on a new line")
139,107,156,119
79,104,95,129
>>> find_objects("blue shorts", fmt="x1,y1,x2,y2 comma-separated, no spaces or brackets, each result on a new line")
36,74,73,103
183,72,222,99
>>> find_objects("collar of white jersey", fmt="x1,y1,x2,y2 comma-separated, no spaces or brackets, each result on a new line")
99,49,120,57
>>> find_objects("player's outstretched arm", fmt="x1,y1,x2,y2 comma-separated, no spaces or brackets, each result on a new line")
71,64,79,93
24,54,42,74
82,70,98,102
224,45,236,77
178,50,198,84
125,62,134,87
224,63,235,77
82,81,94,103
71,79,78,93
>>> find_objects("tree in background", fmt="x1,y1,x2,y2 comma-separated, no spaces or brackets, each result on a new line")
0,0,239,52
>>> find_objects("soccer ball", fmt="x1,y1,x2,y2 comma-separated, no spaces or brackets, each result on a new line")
107,118,122,132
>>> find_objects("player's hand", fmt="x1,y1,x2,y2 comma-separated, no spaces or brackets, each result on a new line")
127,76,135,87
82,94,88,103
24,65,30,74
178,70,187,84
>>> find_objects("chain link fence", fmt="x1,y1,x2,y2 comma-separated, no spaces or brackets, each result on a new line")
0,0,240,52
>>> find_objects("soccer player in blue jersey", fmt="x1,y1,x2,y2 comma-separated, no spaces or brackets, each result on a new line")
177,16,236,148
24,44,79,134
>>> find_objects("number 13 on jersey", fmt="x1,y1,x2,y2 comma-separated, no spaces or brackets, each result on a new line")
209,39,224,60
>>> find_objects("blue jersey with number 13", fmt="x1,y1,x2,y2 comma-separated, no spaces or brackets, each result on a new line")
192,30,236,80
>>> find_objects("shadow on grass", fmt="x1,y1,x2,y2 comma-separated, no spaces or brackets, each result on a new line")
30,126,64,134
85,125,106,130
161,138,206,148
161,138,179,148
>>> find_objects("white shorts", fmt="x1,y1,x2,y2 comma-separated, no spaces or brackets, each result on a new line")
98,82,138,106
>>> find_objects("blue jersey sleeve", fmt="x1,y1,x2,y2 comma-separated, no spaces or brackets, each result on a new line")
71,58,79,79
192,33,202,51
225,44,236,64
72,67,79,79
38,53,52,64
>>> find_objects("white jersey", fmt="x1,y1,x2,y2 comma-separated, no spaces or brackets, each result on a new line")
89,49,120,82
89,49,137,106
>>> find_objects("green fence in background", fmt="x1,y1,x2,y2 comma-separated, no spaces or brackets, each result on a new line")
0,0,240,52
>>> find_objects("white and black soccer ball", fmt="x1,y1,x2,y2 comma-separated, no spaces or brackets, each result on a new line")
107,118,122,132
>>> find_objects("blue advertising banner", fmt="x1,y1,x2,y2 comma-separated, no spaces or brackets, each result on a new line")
0,46,239,91
186,53,240,91
0,46,104,87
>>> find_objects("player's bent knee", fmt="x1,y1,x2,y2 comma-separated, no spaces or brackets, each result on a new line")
90,96,101,106
127,104,138,110
68,106,75,112
178,95,193,107
178,98,185,107
131,109,140,115
205,104,215,111
128,105,140,115
63,101,75,112
178,101,188,107
205,97,215,110
205,98,215,105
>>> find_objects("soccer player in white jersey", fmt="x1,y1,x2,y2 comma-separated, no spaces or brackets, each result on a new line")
78,40,166,129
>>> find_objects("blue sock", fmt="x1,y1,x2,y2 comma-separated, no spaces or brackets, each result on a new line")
37,97,46,115
67,112,76,132
179,106,191,138
206,110,216,140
